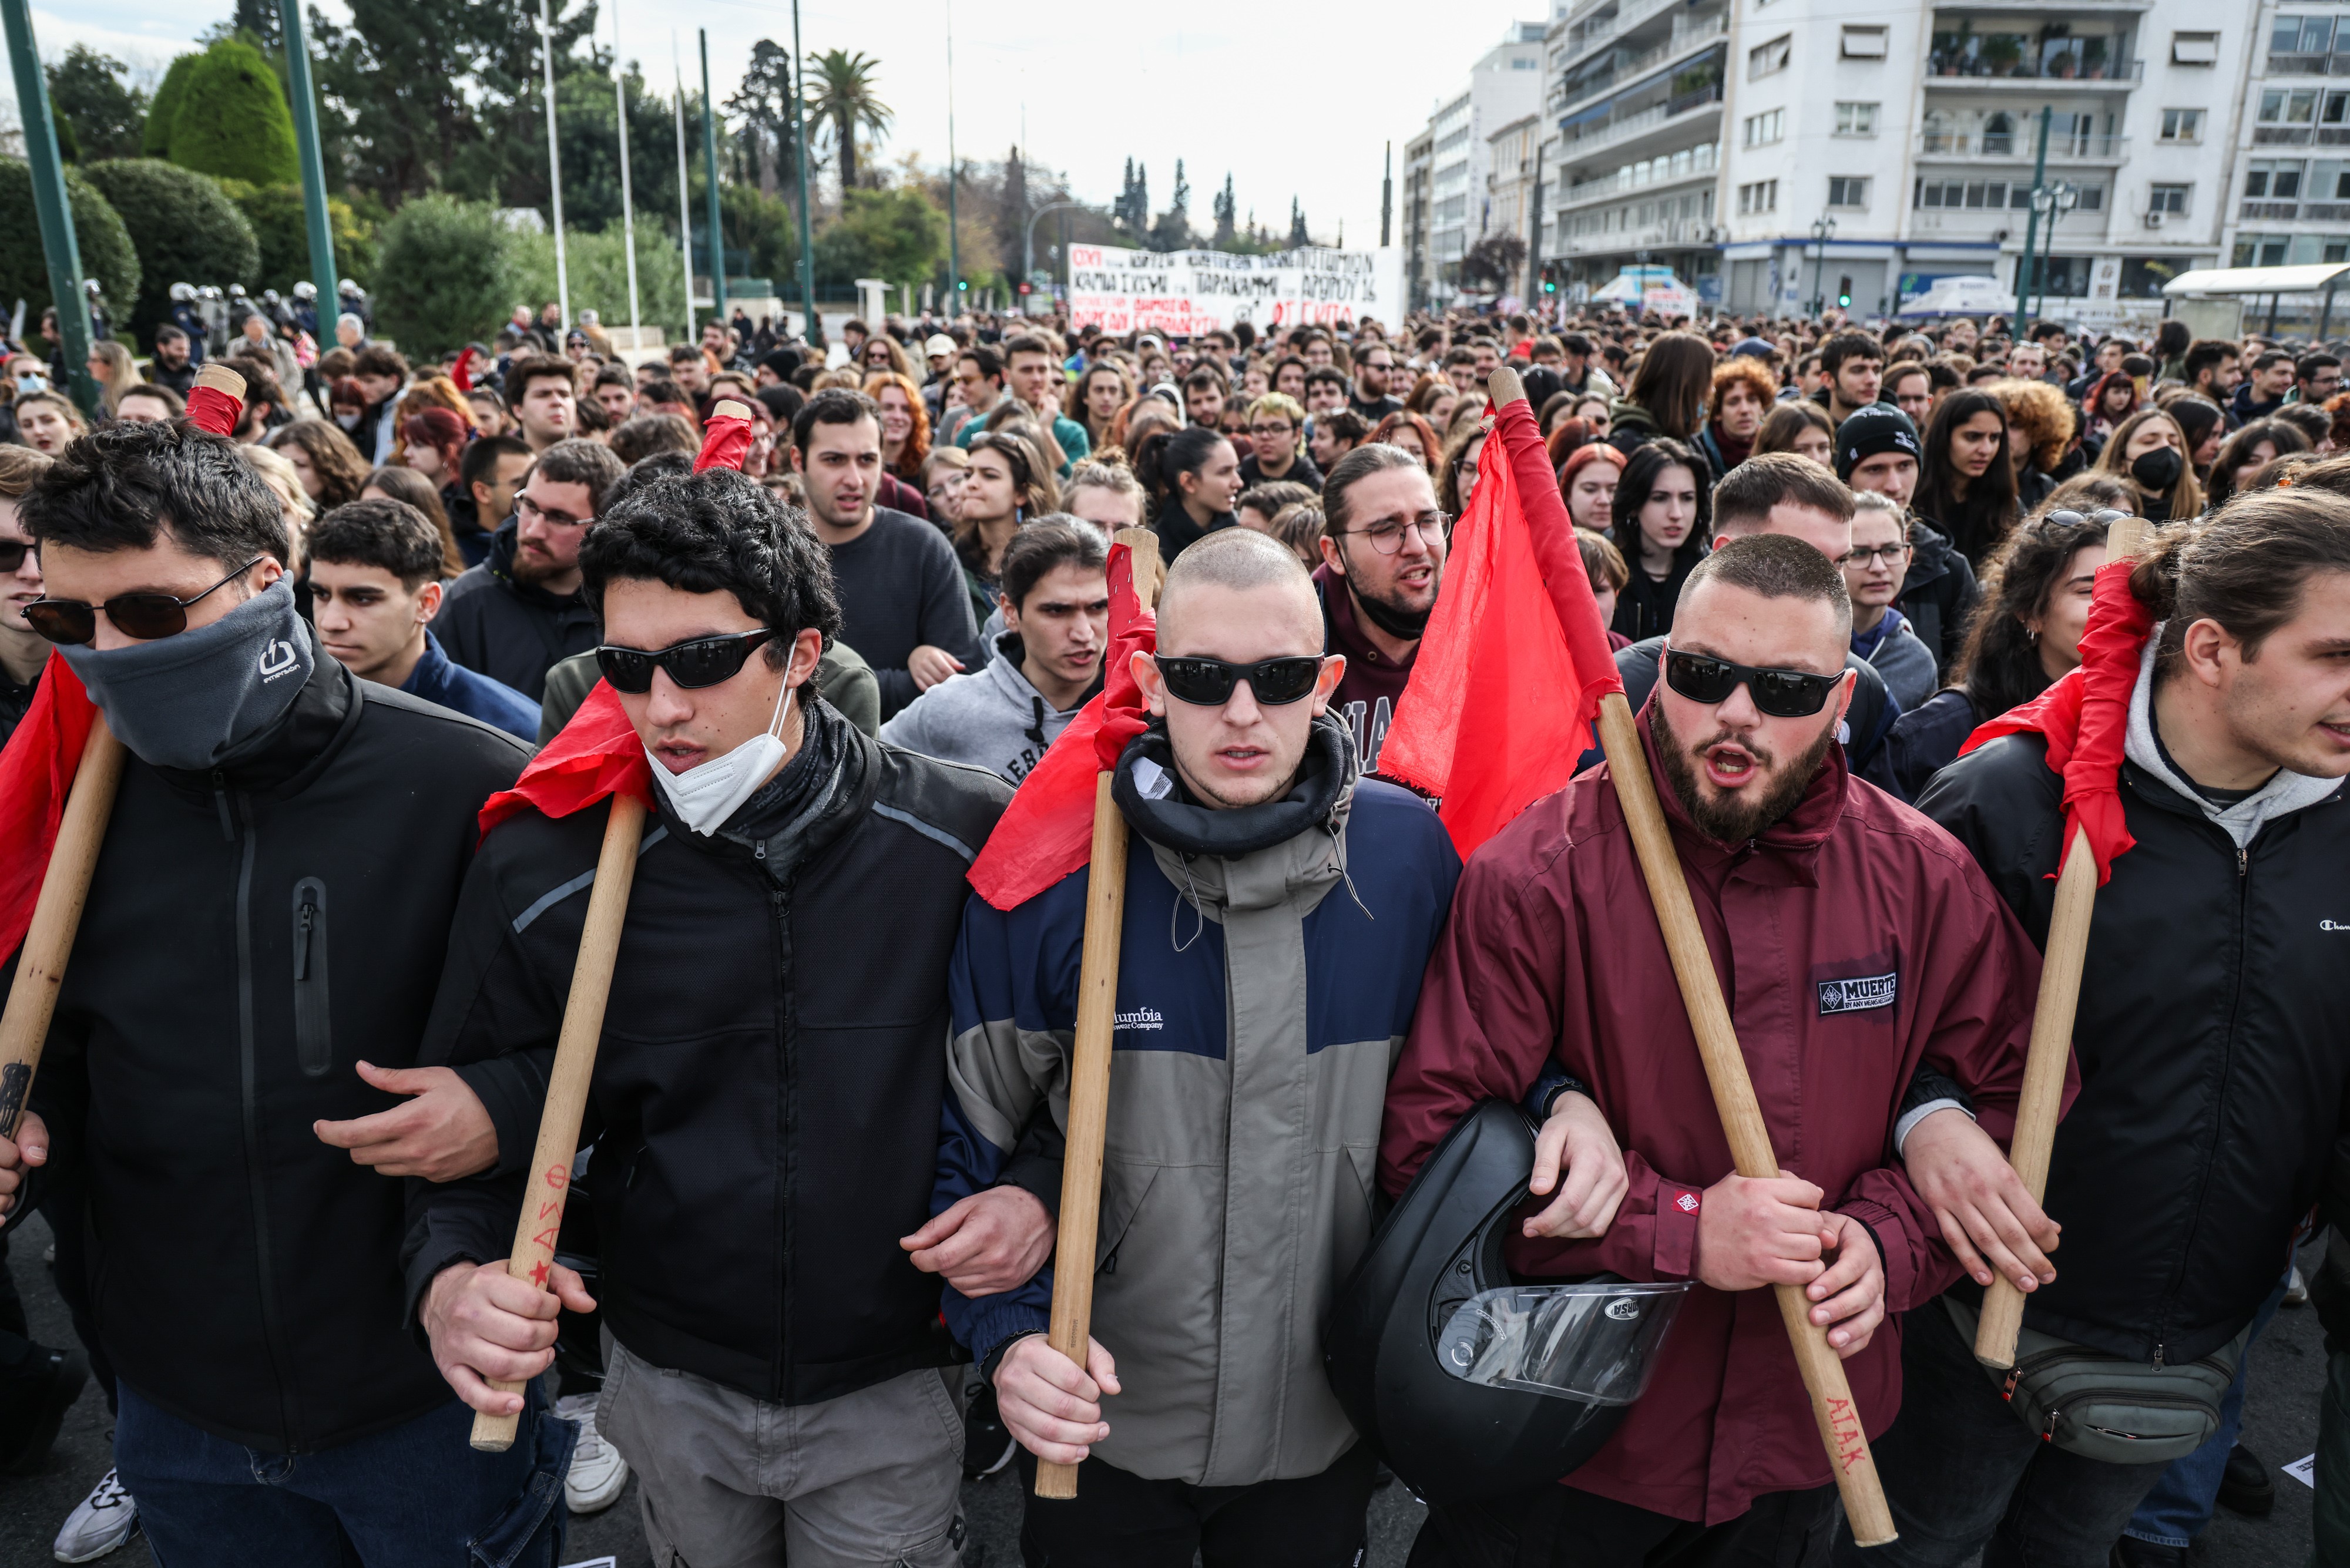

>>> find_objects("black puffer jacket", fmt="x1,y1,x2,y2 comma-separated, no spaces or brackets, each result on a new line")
9,644,529,1452
435,521,599,700
1919,733,2350,1362
406,707,1020,1406
1892,518,1980,677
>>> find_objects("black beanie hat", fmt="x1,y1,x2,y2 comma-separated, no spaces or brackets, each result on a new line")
1835,404,1921,481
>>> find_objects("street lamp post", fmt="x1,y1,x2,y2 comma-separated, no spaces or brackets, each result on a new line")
1023,200,1086,313
1808,216,1837,317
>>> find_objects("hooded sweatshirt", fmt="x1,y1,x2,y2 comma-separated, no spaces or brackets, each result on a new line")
878,630,1097,784
1852,605,1939,711
933,717,1462,1486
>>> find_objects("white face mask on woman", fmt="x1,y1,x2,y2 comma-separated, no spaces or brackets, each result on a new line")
646,676,795,835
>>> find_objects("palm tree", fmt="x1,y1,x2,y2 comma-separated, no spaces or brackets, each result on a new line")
805,49,891,194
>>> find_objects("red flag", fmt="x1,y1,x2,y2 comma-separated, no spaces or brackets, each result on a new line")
968,543,1156,911
694,400,756,474
184,365,246,439
0,656,99,958
477,680,651,840
1377,395,1624,859
1958,559,2154,883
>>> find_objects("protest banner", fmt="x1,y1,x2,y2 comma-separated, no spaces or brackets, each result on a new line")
1065,243,1405,335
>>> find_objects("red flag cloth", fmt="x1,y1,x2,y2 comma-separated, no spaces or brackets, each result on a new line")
0,654,100,958
694,411,755,474
185,383,244,439
968,543,1157,911
452,348,478,392
476,680,652,841
1378,395,1625,859
1958,558,2154,884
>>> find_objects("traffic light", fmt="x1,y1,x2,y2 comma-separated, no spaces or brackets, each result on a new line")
1837,275,1853,309
957,280,968,292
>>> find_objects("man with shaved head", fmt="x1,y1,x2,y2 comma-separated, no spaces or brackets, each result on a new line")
928,527,1465,1564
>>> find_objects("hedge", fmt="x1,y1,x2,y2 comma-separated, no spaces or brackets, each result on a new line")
167,39,298,188
83,159,258,347
0,159,139,326
142,54,197,158
217,179,378,297
371,194,512,358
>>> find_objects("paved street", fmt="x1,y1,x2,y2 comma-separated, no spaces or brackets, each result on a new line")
0,1214,2324,1568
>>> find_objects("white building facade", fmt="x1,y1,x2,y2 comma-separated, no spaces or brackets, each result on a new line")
1536,0,2258,331
2225,1,2350,271
1422,23,1550,305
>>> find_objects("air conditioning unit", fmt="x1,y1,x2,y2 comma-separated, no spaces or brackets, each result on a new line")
2144,210,2166,229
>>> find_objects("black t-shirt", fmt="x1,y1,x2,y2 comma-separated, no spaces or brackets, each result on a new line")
1349,392,1404,422
1237,450,1325,492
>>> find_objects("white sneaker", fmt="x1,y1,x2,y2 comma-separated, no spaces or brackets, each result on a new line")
53,1468,136,1563
556,1392,628,1515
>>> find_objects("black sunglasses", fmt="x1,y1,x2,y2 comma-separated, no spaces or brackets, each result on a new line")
596,629,776,694
1661,649,1842,718
1153,654,1325,707
25,556,263,645
0,540,26,574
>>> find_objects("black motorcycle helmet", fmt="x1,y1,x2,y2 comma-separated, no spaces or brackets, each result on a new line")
1324,1100,1686,1505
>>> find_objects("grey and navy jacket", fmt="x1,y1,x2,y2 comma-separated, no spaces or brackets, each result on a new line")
404,701,1020,1407
934,717,1462,1485
879,630,1099,785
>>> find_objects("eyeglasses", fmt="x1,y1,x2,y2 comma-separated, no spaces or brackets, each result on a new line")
0,540,28,574
26,556,264,644
1153,654,1327,707
515,493,594,529
1842,543,1910,567
1661,649,1842,718
1345,511,1451,555
596,629,776,693
1248,422,1298,438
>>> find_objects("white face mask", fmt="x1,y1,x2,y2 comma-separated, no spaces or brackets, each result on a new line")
646,676,796,836
334,412,361,431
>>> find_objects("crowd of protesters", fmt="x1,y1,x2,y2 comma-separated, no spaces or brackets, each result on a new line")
0,284,2345,1568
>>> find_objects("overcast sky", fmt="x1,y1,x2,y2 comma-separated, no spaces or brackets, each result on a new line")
0,0,1541,250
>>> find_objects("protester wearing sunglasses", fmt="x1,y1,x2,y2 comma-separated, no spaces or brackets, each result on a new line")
0,445,52,746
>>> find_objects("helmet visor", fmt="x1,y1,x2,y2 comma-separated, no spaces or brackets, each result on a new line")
1437,1281,1690,1404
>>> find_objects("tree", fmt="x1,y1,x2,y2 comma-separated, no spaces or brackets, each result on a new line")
805,49,890,196
1115,160,1149,240
216,178,377,294
143,53,199,157
1459,233,1528,292
0,160,140,325
1000,144,1026,278
726,41,797,200
371,194,510,356
169,38,299,187
49,47,147,164
1212,173,1236,248
48,105,79,166
815,185,945,289
1288,199,1309,248
84,160,260,342
1147,159,1191,252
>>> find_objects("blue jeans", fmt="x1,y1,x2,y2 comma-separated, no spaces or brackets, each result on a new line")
114,1381,576,1568
2123,1272,2290,1549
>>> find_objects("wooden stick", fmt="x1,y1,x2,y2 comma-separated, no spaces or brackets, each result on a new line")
470,791,648,1452
0,718,126,1142
1034,529,1159,1501
1973,513,2152,1369
1593,693,1898,1546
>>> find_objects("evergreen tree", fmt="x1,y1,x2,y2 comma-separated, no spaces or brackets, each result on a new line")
1148,159,1190,253
724,41,797,200
142,53,199,157
168,38,298,186
1002,143,1028,278
1212,173,1236,248
1288,198,1309,248
49,47,147,164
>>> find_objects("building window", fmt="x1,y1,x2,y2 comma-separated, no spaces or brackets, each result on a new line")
2247,159,2307,198
2272,14,2340,54
2173,30,2219,65
1834,102,1879,136
1738,180,1780,214
1750,35,1791,79
2039,257,2093,297
1841,25,1888,58
2148,183,2191,214
2119,258,2190,298
1827,177,1871,209
1743,109,1785,147
2233,233,2291,267
2158,108,2204,142
2075,184,2104,211
2311,158,2350,198
1914,177,2030,210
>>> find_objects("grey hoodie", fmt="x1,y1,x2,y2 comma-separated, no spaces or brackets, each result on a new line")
878,630,1093,784
1855,604,1938,713
2125,623,2342,845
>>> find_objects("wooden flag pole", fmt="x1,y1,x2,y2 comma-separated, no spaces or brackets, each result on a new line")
1033,527,1159,1501
0,717,126,1142
1488,366,1895,1545
1973,512,2153,1370
471,791,647,1452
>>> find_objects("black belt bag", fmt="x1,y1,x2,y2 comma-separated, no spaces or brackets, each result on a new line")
1940,1296,2250,1466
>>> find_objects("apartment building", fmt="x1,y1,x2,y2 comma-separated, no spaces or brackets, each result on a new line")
1405,128,1436,310
2226,1,2350,270
1535,0,2252,329
1422,23,1550,305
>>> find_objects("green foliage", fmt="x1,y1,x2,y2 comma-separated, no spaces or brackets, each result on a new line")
0,160,140,323
815,186,944,290
804,49,891,193
143,53,199,157
82,160,259,346
505,222,686,339
215,180,379,296
720,183,801,284
48,103,78,165
372,194,510,357
169,39,299,187
49,46,147,164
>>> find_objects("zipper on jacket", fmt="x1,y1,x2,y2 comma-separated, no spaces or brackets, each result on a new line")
210,769,234,842
232,792,304,1448
767,880,795,1401
290,878,332,1078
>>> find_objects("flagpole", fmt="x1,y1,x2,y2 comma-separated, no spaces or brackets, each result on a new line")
539,0,569,330
1489,363,1899,1549
673,35,695,343
612,0,640,343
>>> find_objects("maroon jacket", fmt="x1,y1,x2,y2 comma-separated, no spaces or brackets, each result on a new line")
1314,563,1415,772
1379,706,2055,1525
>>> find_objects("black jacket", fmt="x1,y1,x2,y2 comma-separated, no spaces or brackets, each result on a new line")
1237,451,1324,492
1882,687,1977,803
9,646,529,1452
1919,734,2350,1363
1892,519,1980,677
406,714,1022,1406
435,521,599,700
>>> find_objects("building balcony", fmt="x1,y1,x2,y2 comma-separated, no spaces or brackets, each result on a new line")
2252,124,2350,145
1557,0,1687,71
2242,199,2350,221
1569,214,1723,257
2266,52,2350,75
1559,145,1720,209
1923,55,2143,85
1561,81,1725,163
1915,130,2129,160
1549,13,1730,122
